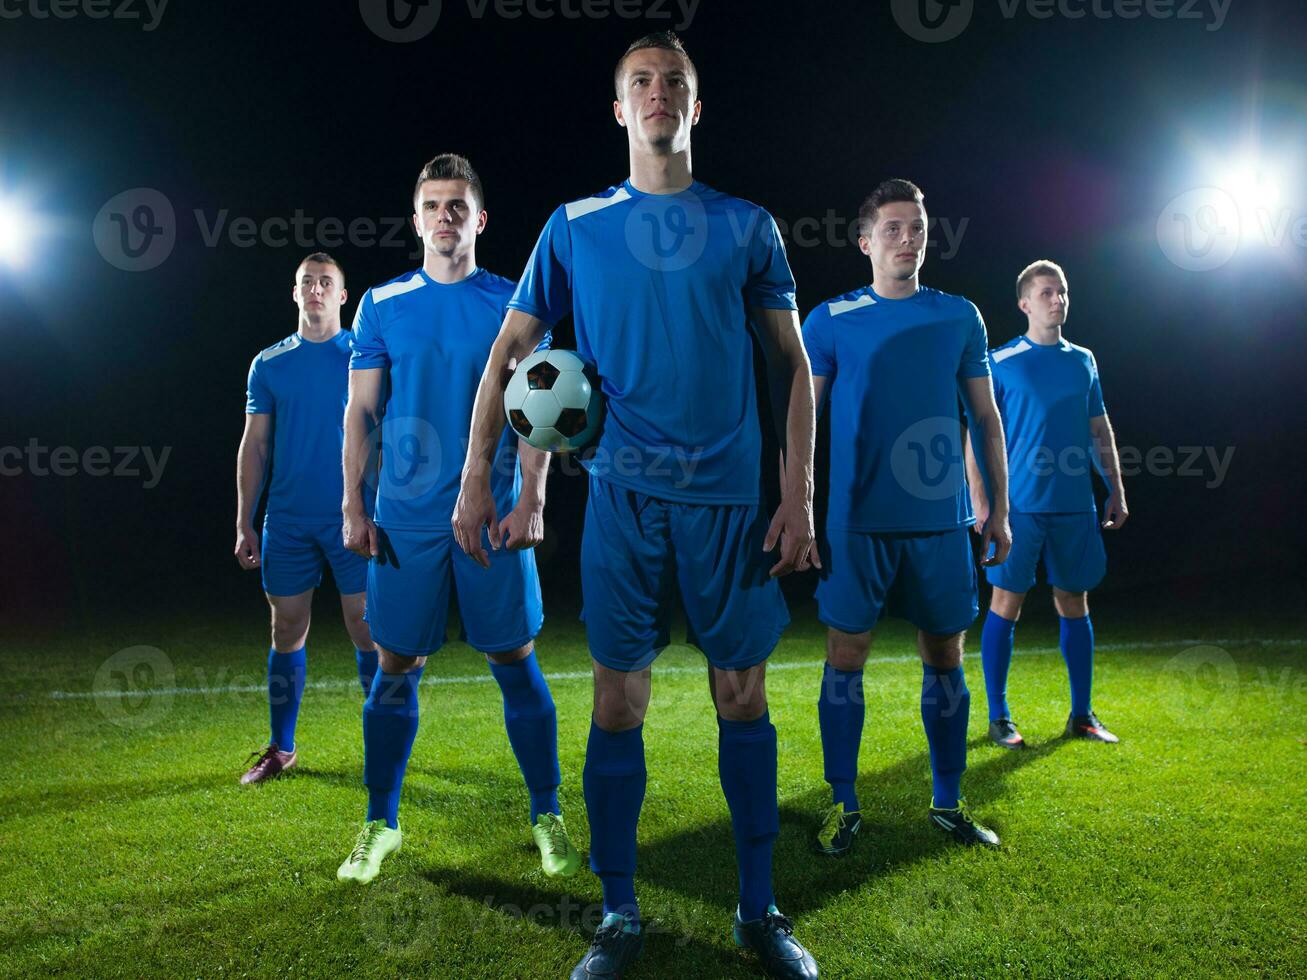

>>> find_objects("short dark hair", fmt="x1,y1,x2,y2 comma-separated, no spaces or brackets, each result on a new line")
296,251,343,283
1016,259,1068,300
614,31,698,98
857,179,925,237
413,153,484,211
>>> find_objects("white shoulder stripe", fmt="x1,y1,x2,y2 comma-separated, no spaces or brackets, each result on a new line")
372,275,426,304
992,339,1032,364
565,187,632,221
261,335,301,362
828,294,876,317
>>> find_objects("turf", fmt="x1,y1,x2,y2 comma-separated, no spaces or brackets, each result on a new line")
2,607,1303,978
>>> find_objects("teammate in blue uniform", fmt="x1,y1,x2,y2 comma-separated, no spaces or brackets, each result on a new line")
235,252,376,785
334,155,580,884
967,260,1128,748
454,34,821,980
802,179,1011,856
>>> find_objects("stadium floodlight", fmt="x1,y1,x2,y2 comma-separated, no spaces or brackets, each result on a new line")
0,196,35,268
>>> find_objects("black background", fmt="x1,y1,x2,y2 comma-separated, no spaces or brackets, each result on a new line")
2,0,1304,633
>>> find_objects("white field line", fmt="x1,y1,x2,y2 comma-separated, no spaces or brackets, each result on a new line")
47,638,1304,701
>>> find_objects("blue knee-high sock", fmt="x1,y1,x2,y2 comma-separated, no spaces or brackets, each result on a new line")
267,647,306,752
1060,615,1095,717
718,712,779,922
921,664,970,810
818,663,863,811
583,720,645,920
356,648,379,696
488,651,561,823
363,666,424,829
980,612,1017,722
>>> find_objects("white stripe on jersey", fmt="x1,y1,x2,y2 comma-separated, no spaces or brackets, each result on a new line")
565,187,632,221
992,338,1033,363
828,294,877,317
260,334,302,362
372,274,427,304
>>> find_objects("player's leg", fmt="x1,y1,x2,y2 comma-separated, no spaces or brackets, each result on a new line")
322,521,378,694
1046,513,1116,742
338,528,449,884
981,511,1044,748
675,500,817,980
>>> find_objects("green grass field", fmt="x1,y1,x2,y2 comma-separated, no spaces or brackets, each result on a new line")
3,607,1304,978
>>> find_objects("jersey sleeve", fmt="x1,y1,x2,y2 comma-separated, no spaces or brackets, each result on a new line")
245,354,273,414
1087,351,1106,416
508,206,573,326
957,302,991,379
744,210,798,311
349,290,389,370
801,304,836,379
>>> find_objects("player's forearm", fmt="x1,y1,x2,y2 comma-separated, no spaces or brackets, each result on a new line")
1092,418,1125,496
963,428,986,503
517,441,550,506
465,322,540,484
780,361,817,498
235,439,266,528
972,409,1009,514
341,402,374,515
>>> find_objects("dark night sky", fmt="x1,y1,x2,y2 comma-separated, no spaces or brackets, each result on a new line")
2,0,1305,628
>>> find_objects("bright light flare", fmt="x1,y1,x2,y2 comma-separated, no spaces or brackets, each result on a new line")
0,197,36,268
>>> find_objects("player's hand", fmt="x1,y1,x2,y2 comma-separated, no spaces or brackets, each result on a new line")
343,508,379,558
970,492,990,537
1102,492,1129,530
764,491,820,578
500,496,545,551
234,524,260,570
979,508,1012,566
452,476,500,569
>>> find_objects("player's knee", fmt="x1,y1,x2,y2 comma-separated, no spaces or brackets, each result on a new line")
826,630,871,672
485,642,533,666
1053,589,1089,618
270,617,309,651
990,588,1025,621
919,630,964,670
593,685,645,731
377,647,426,674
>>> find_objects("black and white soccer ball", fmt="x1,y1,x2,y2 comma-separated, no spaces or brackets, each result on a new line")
503,350,603,453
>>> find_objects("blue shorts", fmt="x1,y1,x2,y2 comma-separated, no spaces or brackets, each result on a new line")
261,520,369,597
581,475,789,673
366,526,544,657
986,510,1106,594
816,528,978,636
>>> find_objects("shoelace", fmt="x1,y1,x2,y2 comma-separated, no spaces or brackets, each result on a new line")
762,910,795,937
242,745,276,770
818,805,848,840
349,823,384,863
540,816,569,855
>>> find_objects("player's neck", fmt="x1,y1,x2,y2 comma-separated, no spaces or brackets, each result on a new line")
297,315,341,342
423,249,478,285
871,274,919,300
1024,322,1063,346
628,147,694,195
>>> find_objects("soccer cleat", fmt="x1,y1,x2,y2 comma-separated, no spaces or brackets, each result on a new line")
987,718,1026,750
929,799,1000,848
336,820,402,884
531,812,582,877
240,743,297,785
814,802,861,857
1066,712,1119,743
570,912,644,979
733,905,819,979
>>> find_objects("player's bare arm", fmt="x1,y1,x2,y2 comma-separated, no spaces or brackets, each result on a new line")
1090,412,1129,529
342,366,384,558
235,413,271,569
962,427,991,534
752,305,819,577
963,374,1012,565
500,440,550,550
454,309,550,567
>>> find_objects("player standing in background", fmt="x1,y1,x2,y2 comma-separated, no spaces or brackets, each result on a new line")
454,33,821,980
967,260,1127,748
234,252,377,784
802,179,1010,857
335,155,579,884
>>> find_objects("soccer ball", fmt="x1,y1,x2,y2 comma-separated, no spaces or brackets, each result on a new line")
503,350,603,453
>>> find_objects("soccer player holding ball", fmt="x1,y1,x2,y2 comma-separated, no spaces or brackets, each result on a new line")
234,253,376,785
802,180,1011,856
968,260,1127,748
455,33,821,980
335,155,580,884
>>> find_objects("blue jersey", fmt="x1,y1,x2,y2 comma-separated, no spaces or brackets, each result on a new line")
245,331,352,526
508,180,798,505
350,268,525,531
803,285,991,533
990,335,1105,513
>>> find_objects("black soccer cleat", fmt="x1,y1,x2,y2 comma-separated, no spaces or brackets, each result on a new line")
929,799,1000,848
1066,711,1119,743
814,802,861,857
733,905,819,979
570,913,644,980
987,718,1026,750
